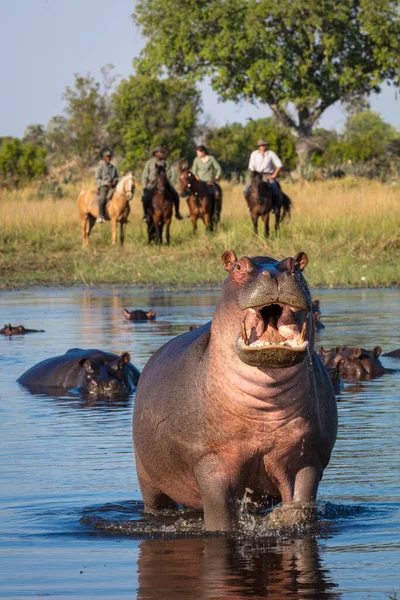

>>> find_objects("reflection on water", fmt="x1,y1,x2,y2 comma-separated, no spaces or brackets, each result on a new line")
0,287,399,599
137,536,339,600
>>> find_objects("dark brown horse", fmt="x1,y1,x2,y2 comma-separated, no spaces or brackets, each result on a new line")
245,171,292,238
147,165,173,245
179,167,222,233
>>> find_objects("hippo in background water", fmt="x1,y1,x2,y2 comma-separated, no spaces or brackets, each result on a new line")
133,250,337,532
318,345,387,379
18,348,140,397
312,300,325,331
1,324,45,336
123,309,156,321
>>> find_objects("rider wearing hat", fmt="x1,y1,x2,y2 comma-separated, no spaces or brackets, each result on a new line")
245,139,282,202
141,146,182,221
95,149,119,224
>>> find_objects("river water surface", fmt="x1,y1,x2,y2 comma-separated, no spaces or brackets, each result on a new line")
0,287,399,599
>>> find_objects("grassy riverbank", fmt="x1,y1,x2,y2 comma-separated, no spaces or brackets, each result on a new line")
1,178,399,289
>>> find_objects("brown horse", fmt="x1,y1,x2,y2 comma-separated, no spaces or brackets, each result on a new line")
245,171,292,238
147,165,173,245
179,167,222,233
77,173,135,247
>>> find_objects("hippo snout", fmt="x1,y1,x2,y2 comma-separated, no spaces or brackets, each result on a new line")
238,269,311,312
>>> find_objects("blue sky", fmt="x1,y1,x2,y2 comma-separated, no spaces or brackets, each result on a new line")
1,0,399,138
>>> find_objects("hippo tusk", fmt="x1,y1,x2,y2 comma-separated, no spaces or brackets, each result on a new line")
241,322,249,346
298,322,307,346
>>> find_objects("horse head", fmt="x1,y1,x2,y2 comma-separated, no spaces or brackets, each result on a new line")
179,167,194,198
250,171,268,205
155,165,167,192
116,173,135,201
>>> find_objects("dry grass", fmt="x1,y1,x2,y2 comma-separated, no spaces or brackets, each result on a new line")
0,177,399,288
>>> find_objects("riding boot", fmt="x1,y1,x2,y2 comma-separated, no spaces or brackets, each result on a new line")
97,186,108,223
168,185,183,219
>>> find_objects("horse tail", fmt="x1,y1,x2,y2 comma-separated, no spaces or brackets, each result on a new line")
280,192,292,222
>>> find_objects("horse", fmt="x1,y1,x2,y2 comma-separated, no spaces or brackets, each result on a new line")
146,165,173,245
179,167,222,233
77,173,135,247
245,171,292,238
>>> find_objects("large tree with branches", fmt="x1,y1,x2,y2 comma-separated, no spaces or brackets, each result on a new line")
133,0,400,167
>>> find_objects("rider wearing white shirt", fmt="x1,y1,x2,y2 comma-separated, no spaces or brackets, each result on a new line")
245,138,282,200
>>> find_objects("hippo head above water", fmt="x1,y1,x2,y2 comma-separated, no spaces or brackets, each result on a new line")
78,352,133,396
219,250,312,369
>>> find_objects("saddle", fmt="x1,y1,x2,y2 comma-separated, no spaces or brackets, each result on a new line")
90,190,115,209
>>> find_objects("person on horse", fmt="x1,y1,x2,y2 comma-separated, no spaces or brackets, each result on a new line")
95,149,119,224
141,146,183,222
245,139,282,209
192,145,222,189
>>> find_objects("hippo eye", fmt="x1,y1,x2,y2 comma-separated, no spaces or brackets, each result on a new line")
236,264,241,271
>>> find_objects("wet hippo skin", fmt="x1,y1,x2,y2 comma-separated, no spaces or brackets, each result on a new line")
133,250,337,531
18,348,140,396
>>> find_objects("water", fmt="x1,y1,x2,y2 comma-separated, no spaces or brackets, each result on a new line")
0,287,399,599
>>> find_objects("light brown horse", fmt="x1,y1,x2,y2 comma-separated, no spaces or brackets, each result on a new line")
179,167,221,233
77,173,135,247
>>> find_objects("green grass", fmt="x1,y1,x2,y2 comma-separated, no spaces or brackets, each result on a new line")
1,178,399,288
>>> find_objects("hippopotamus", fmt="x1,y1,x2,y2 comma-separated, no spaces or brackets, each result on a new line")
383,349,400,358
1,324,45,336
18,348,140,396
318,345,386,379
312,300,325,331
123,309,156,321
133,250,337,532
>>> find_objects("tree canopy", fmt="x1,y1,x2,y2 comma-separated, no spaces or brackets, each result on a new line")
0,139,47,186
134,0,400,165
107,74,202,169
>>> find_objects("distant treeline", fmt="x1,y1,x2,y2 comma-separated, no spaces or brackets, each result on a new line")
1,67,400,188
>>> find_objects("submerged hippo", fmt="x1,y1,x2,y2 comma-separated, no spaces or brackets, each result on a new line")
133,250,337,532
123,309,156,321
1,324,45,336
318,345,386,379
18,348,140,396
383,349,400,358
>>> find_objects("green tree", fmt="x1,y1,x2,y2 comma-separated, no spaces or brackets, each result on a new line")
0,139,47,186
326,110,397,163
204,117,296,177
46,115,72,166
23,124,46,147
107,74,202,169
134,0,400,167
63,73,108,165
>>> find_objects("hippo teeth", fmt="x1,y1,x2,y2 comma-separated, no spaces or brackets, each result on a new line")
297,322,307,346
241,321,249,346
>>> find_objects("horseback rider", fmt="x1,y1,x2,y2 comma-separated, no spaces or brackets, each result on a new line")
245,139,282,208
141,146,183,222
95,149,119,224
192,145,222,220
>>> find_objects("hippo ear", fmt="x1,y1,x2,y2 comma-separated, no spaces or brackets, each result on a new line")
373,346,382,358
79,358,94,374
293,252,309,272
353,348,362,359
120,352,130,364
79,358,93,373
221,250,238,271
337,359,346,374
146,309,156,319
335,346,343,354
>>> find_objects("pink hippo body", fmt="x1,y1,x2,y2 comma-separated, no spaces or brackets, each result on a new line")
133,251,337,531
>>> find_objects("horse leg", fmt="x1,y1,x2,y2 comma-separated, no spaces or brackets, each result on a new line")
111,218,117,245
81,216,88,247
264,212,270,239
251,213,258,235
159,222,164,245
166,220,171,246
275,210,281,235
204,213,213,232
191,214,197,235
120,220,127,247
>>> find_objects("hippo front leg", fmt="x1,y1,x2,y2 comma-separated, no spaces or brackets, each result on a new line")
269,465,320,528
194,457,235,532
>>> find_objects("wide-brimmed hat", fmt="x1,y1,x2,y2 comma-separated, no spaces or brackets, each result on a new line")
152,146,166,154
257,139,268,147
102,149,112,157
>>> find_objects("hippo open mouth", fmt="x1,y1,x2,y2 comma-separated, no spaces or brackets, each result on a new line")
237,303,309,368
